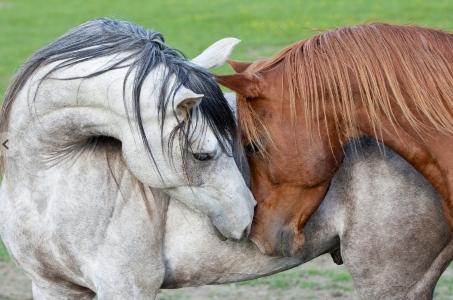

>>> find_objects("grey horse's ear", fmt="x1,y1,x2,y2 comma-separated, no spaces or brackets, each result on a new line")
191,38,241,69
174,88,204,119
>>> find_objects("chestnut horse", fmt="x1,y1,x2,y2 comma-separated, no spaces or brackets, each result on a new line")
217,23,453,256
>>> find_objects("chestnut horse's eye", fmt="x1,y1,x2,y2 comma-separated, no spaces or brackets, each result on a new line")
245,142,260,155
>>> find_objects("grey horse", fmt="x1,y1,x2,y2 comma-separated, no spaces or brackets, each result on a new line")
0,19,256,300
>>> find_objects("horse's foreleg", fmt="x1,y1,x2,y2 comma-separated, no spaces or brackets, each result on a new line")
95,272,163,300
407,240,453,299
32,281,94,300
93,246,166,300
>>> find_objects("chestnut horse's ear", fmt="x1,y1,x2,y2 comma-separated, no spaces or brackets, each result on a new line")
228,60,252,73
216,73,262,98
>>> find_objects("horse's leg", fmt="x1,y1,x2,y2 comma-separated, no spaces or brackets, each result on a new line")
407,240,453,299
32,281,94,300
94,265,164,300
92,193,167,300
91,230,166,299
32,283,50,300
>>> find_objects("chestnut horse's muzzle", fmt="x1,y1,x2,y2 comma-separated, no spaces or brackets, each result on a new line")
250,223,305,257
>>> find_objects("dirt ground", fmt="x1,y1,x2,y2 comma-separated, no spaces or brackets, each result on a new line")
1,255,452,300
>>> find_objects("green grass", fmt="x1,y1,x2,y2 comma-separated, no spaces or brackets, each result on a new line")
0,240,7,261
238,265,354,292
1,0,453,99
435,267,453,300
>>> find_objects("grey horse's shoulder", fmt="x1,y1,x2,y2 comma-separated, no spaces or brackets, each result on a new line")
343,138,433,190
344,138,400,170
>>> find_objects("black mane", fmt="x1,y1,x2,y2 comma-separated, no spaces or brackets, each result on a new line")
1,18,237,175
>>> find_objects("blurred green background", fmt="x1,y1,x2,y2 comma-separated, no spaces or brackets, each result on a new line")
1,0,453,99
0,0,453,298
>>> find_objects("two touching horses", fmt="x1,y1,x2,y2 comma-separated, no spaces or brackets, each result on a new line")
1,19,452,298
218,23,453,256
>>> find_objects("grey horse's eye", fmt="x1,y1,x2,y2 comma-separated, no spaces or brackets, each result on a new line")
193,152,215,161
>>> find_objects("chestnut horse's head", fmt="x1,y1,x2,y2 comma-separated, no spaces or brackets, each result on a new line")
217,23,453,257
217,58,344,257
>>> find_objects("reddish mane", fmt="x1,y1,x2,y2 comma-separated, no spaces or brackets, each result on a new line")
240,23,453,150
